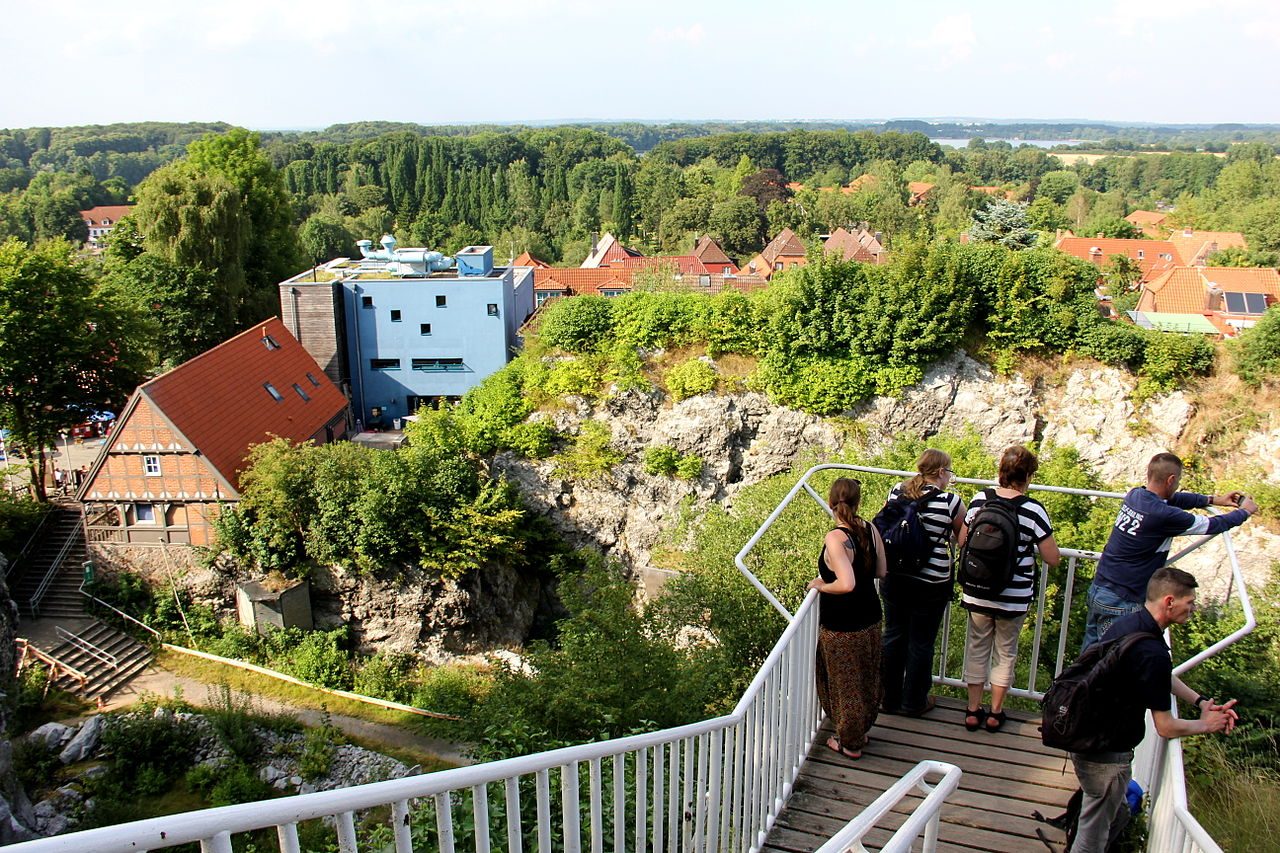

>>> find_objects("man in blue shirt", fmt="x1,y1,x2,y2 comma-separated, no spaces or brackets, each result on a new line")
1071,567,1237,852
1082,452,1256,650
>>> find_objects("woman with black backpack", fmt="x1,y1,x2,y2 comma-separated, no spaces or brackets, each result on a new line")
958,445,1061,733
879,449,965,718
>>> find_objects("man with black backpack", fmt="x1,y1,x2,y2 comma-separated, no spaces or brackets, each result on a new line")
1060,567,1237,853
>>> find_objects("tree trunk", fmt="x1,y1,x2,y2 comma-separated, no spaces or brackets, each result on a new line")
28,447,46,503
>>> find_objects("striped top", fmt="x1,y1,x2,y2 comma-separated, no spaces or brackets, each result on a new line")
886,482,963,585
961,488,1054,617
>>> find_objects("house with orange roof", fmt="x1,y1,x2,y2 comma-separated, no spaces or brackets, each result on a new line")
1054,236,1184,283
692,235,739,274
513,251,551,269
77,319,350,547
907,182,936,206
580,233,643,268
80,204,134,251
823,226,887,264
1134,266,1279,337
532,266,766,306
845,174,879,194
1166,228,1247,267
1124,210,1168,238
743,228,808,280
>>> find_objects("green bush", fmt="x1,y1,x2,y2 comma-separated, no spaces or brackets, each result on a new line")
674,454,704,480
285,627,352,691
352,652,414,703
664,359,717,401
0,493,43,556
544,356,605,399
12,738,60,798
611,291,706,350
1235,306,1280,386
501,420,558,459
752,353,877,415
1137,330,1215,396
554,421,623,481
408,664,492,718
299,716,343,781
100,703,199,794
642,446,680,476
538,295,615,353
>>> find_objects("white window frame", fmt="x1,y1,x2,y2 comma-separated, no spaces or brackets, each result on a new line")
135,503,156,524
143,455,162,476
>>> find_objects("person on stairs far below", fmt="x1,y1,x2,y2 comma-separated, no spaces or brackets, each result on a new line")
1081,452,1257,651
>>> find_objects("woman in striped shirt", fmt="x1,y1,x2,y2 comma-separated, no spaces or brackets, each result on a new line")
880,449,965,717
959,445,1061,733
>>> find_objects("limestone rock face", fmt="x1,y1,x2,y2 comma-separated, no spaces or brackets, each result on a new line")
1041,368,1194,483
309,560,547,663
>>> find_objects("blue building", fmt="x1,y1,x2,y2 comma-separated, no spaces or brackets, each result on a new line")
280,238,535,428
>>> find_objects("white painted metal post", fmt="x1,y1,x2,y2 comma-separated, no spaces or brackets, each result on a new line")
612,752,625,853
652,743,665,853
535,769,552,853
433,794,455,853
562,762,581,853
504,777,523,853
589,757,603,853
473,784,491,853
390,801,412,853
336,811,358,853
199,832,232,853
635,747,647,853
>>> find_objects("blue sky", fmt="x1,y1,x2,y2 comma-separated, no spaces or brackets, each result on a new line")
4,0,1279,128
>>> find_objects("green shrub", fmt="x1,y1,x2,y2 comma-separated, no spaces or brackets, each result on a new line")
204,684,263,764
0,493,44,555
664,359,717,401
1235,306,1280,386
752,353,877,415
409,664,492,718
873,364,924,397
643,446,680,476
210,762,275,806
554,421,623,481
100,703,199,794
674,454,704,480
604,340,649,392
285,628,352,691
501,420,558,459
352,652,414,703
611,291,706,350
299,716,343,781
12,738,60,798
455,364,534,453
1137,330,1215,397
545,356,605,399
538,296,615,352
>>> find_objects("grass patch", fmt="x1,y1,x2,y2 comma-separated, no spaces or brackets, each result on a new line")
156,649,467,748
1187,739,1280,851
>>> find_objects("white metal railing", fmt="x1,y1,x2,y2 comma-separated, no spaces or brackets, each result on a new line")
29,530,78,618
10,463,1251,852
79,577,163,638
5,506,55,578
55,625,118,670
8,558,823,853
812,761,963,853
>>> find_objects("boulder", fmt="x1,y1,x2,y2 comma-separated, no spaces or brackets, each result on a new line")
27,724,74,751
59,716,105,764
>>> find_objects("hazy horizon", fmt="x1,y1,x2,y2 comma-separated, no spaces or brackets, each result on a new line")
4,1,1279,128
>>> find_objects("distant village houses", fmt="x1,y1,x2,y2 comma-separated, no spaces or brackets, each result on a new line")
80,204,133,251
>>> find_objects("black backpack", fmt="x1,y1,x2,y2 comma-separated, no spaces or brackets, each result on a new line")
958,491,1021,593
1041,632,1151,753
871,491,938,575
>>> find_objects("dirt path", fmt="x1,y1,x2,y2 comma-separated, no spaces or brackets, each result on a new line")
98,663,473,767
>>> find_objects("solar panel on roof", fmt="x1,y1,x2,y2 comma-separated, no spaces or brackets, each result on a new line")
1245,292,1267,314
1224,292,1247,313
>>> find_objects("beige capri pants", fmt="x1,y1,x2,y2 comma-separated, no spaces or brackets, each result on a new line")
963,610,1027,688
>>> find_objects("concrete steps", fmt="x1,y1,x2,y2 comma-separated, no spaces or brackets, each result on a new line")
44,619,154,699
10,507,87,619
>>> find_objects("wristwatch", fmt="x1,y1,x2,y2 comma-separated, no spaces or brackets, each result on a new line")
1195,694,1211,710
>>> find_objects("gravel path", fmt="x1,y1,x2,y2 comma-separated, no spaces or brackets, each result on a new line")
98,663,473,767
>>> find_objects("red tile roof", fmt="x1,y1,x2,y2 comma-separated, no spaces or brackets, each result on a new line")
513,251,551,269
532,267,767,298
80,204,134,225
1125,210,1167,227
1139,266,1280,315
1055,237,1184,281
761,228,807,265
693,235,736,271
824,227,887,263
580,233,643,268
1166,229,1247,267
907,181,935,204
138,318,349,492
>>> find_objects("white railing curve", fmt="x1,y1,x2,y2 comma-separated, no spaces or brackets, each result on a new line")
8,463,1250,852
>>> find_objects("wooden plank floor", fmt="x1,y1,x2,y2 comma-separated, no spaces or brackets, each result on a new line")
763,697,1077,853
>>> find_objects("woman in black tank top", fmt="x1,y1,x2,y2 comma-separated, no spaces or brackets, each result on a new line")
807,477,887,758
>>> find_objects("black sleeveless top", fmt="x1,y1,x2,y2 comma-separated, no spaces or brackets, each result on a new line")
817,524,882,632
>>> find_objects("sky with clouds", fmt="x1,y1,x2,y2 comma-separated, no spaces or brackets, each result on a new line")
3,0,1279,129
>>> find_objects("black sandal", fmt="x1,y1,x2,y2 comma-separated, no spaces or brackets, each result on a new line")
985,710,1008,732
964,707,986,732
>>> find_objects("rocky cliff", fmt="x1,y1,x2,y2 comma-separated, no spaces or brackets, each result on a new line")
495,351,1280,603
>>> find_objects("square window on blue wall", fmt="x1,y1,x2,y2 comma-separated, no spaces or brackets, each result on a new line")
391,309,402,322
436,295,447,307
420,323,432,335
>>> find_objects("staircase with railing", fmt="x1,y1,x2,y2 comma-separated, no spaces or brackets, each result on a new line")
6,464,1249,853
9,506,88,619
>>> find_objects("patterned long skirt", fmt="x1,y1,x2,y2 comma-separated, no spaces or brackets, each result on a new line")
815,624,882,751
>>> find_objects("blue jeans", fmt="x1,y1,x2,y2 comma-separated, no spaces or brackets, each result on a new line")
880,579,949,713
1082,582,1143,651
1071,752,1133,853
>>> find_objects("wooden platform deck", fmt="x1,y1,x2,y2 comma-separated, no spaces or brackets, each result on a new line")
763,697,1078,853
